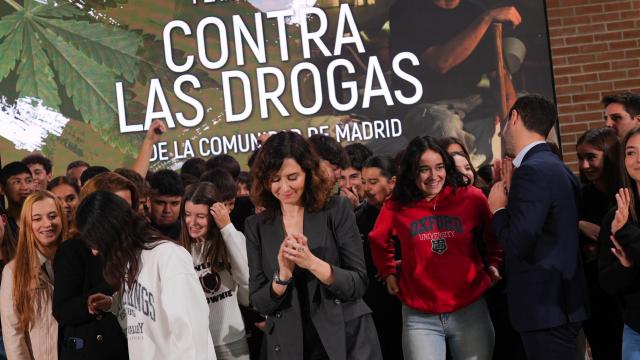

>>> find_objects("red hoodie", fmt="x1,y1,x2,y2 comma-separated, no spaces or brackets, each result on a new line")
369,185,502,314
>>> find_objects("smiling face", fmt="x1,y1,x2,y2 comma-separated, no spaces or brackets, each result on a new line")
50,184,79,224
2,172,34,207
339,166,365,198
30,198,63,249
362,167,395,207
270,158,306,206
625,133,640,184
416,149,446,200
184,201,210,240
577,143,605,183
27,163,51,191
453,153,474,185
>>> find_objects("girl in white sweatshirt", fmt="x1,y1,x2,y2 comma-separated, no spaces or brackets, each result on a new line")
179,179,251,360
75,191,216,360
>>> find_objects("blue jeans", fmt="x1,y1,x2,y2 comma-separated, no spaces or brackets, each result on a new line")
0,335,6,360
402,297,494,360
624,324,640,360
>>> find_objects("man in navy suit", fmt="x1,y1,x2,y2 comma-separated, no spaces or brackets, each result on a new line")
488,95,588,359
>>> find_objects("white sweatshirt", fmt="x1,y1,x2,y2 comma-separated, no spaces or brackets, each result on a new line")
113,241,217,360
190,223,250,346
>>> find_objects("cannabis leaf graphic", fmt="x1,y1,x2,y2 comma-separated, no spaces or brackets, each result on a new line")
0,0,143,156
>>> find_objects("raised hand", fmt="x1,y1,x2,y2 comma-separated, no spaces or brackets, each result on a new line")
340,186,360,209
488,181,508,214
283,233,317,270
500,157,514,193
145,119,166,143
277,236,296,278
210,202,231,229
611,188,631,234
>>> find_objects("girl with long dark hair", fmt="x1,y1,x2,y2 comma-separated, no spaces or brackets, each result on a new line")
369,136,502,360
75,191,216,360
575,127,623,359
179,181,250,360
52,172,133,360
598,127,640,360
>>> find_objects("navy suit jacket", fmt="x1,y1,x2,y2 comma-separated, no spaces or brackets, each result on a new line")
492,143,589,332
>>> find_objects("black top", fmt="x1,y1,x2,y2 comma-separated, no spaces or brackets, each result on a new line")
150,220,181,240
294,268,329,360
53,237,128,360
579,184,612,263
355,202,402,288
389,0,493,105
599,205,640,333
7,216,18,241
231,196,255,233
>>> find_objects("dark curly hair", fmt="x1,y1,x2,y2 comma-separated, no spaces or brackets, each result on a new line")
251,131,332,218
392,136,464,206
76,191,165,291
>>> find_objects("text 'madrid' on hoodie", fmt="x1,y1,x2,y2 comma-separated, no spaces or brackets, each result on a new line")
369,185,503,313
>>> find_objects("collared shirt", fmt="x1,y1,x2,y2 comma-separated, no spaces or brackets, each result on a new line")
37,251,54,282
512,141,546,168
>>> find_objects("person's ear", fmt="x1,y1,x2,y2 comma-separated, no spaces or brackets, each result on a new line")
510,109,520,125
388,176,397,189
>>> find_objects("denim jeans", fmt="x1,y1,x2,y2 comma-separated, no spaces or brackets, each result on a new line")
623,324,640,360
0,336,6,360
402,297,494,360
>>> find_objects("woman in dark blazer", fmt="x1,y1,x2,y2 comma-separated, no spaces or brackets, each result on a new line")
245,131,382,360
52,173,134,360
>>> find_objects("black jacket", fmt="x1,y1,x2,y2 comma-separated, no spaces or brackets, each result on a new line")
244,196,382,360
52,237,128,360
599,206,640,333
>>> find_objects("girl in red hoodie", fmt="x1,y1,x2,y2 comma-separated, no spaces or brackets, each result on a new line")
369,136,502,360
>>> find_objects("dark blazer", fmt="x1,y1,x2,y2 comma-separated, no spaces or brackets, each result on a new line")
492,143,589,332
52,237,128,360
244,196,382,360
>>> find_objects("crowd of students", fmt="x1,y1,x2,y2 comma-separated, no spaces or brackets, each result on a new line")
0,92,639,360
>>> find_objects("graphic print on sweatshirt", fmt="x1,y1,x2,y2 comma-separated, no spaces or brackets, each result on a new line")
195,262,234,304
410,215,463,255
118,279,156,340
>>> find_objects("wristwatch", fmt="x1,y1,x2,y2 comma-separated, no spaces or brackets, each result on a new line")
273,271,293,285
